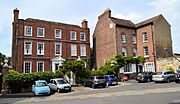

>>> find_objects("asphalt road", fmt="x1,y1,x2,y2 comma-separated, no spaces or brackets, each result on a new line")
1,80,180,104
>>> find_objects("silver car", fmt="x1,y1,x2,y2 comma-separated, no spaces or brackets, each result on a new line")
152,70,176,83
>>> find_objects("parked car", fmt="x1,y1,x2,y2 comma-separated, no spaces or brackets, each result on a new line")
136,72,156,83
48,78,71,92
104,75,118,85
84,76,107,88
32,80,51,96
152,70,176,83
175,70,180,83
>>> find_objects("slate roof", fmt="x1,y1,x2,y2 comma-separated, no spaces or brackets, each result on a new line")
25,18,81,28
110,17,135,28
136,15,161,27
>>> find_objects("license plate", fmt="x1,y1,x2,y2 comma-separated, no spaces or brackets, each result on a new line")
65,88,69,90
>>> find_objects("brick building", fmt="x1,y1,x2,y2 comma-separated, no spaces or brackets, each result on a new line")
12,9,90,73
93,9,172,74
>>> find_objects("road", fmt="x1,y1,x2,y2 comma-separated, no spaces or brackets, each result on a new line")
1,80,180,104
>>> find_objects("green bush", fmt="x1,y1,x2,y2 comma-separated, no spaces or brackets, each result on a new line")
4,71,60,93
8,70,19,75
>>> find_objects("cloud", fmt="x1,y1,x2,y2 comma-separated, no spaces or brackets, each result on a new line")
113,12,143,23
147,0,180,13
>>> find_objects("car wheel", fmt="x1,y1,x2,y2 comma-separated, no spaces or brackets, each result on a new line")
167,78,170,83
175,80,179,83
138,81,141,83
57,88,61,93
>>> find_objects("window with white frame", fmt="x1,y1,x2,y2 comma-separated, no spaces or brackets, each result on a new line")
145,62,154,72
144,47,149,56
133,48,137,57
24,41,32,55
37,42,44,55
55,43,62,55
55,29,61,38
121,34,126,43
80,45,86,56
70,31,76,40
37,61,44,72
71,44,77,56
124,64,132,72
122,48,127,56
24,61,32,73
132,35,137,44
143,32,148,42
37,27,45,37
25,26,32,36
80,32,86,41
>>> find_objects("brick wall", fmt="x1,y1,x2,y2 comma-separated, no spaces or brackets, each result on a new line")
12,9,90,73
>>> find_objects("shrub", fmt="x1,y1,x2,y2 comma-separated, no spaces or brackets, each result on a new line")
4,71,59,93
8,70,19,75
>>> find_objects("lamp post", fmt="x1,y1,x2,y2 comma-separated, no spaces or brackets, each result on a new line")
164,48,180,63
1,59,9,95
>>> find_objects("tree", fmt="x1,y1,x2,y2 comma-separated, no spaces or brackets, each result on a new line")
0,52,6,69
87,48,95,70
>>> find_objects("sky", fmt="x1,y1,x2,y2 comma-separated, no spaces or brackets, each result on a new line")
0,0,180,57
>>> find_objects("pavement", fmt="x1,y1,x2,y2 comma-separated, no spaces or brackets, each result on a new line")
0,81,130,98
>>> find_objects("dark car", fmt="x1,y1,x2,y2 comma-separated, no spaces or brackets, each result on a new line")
84,76,107,88
136,72,156,83
104,75,118,86
175,70,180,83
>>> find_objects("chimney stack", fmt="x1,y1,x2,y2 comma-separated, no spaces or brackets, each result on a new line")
81,19,88,28
13,8,19,22
98,8,111,19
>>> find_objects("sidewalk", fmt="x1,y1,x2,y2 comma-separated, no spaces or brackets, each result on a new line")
0,92,34,98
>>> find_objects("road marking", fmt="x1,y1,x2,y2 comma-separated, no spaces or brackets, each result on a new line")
14,87,180,104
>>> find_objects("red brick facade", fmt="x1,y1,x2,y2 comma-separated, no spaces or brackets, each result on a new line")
12,9,90,73
93,9,172,72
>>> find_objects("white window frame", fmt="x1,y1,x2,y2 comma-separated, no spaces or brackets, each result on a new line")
24,41,32,55
143,32,148,42
121,34,126,43
23,61,32,73
71,44,77,56
37,61,44,72
37,27,45,37
55,43,62,56
80,32,86,41
145,62,154,72
80,45,86,56
24,26,32,36
37,42,44,55
132,35,137,44
122,48,127,56
70,31,77,40
144,47,149,56
55,29,62,38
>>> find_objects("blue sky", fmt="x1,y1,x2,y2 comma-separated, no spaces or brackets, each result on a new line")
0,0,180,56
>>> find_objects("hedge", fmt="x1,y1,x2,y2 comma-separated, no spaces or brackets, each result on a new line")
4,71,60,93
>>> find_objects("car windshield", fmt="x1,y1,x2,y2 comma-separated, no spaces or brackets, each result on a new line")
109,75,115,78
156,72,162,75
56,79,68,84
96,76,104,79
35,82,47,87
177,70,180,73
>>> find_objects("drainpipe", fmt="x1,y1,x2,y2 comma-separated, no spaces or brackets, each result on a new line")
151,24,157,72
